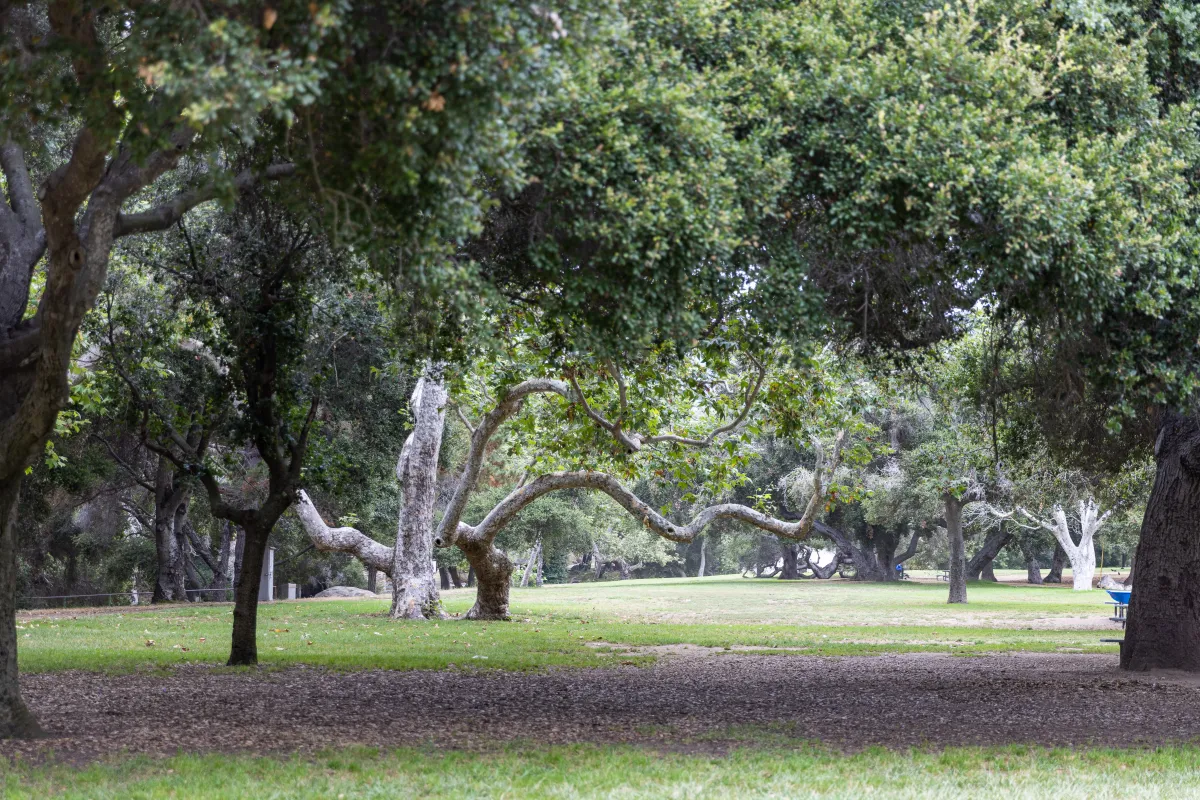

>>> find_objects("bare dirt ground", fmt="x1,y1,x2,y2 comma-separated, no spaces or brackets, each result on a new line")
4,651,1200,764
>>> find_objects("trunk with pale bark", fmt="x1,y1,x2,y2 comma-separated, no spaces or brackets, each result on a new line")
0,476,41,738
945,496,967,604
697,537,706,577
1122,414,1200,672
459,540,513,620
390,374,446,620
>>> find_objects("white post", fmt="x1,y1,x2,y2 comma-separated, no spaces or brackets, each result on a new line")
258,547,275,602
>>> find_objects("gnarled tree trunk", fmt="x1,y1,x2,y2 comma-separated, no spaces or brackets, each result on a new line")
459,540,513,620
945,495,967,604
779,543,801,579
1122,414,1200,672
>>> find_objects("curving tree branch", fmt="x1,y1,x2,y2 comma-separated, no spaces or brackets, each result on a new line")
294,490,393,573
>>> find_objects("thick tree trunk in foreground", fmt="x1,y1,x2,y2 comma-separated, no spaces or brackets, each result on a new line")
1122,414,1200,672
1045,544,1066,583
228,523,270,666
390,375,447,620
0,476,41,738
966,528,1012,581
945,496,967,604
460,541,513,620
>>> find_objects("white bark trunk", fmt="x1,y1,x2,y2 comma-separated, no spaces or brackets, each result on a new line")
1020,499,1110,591
390,372,447,619
698,537,707,578
520,538,541,587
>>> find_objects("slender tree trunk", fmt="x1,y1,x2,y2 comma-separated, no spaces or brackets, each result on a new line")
697,537,706,578
439,567,451,590
460,541,512,620
367,566,377,594
228,523,268,667
391,374,446,620
520,538,540,587
1045,543,1066,583
172,498,194,601
0,475,41,738
1122,414,1200,671
448,565,463,588
945,495,967,604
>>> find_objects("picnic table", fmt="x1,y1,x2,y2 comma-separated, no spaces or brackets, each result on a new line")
1105,589,1130,628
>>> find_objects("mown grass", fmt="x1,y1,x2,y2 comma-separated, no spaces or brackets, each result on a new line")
15,575,1121,674
4,742,1199,799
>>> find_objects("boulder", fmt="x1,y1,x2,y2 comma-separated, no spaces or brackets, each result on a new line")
313,586,379,599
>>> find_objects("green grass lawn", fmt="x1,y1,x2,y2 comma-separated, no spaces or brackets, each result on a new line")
15,575,1122,674
6,575,1183,798
4,743,1199,799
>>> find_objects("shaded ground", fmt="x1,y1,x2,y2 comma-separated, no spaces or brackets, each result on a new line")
5,651,1199,765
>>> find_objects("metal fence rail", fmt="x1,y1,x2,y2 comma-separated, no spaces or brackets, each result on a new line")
17,587,234,610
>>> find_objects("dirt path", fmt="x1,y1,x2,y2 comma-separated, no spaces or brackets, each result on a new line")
4,652,1199,764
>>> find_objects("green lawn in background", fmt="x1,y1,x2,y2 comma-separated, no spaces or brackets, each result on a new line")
15,575,1121,674
4,742,1198,799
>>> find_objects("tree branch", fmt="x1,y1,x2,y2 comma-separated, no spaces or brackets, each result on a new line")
113,163,296,238
0,139,38,226
294,489,393,573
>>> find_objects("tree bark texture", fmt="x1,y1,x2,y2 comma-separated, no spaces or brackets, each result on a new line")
0,475,41,738
459,540,513,620
151,457,190,603
945,496,967,604
1019,537,1043,584
390,374,447,620
1122,414,1200,672
780,543,800,579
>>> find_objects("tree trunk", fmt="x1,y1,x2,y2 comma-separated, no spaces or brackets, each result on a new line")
966,528,1012,581
1122,414,1200,671
460,541,513,620
520,538,540,587
779,543,800,579
1018,538,1042,584
697,537,706,578
172,498,194,601
448,565,464,588
228,523,269,667
367,566,377,594
467,565,475,587
233,527,245,591
981,560,997,582
0,475,41,738
390,374,446,620
945,495,967,604
535,545,544,587
1045,543,1066,583
439,567,450,590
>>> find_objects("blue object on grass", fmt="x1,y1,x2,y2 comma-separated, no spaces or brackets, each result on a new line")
1106,590,1131,605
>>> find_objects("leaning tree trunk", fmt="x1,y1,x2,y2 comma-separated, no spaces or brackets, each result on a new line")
448,565,464,588
1122,414,1200,672
945,495,968,604
1045,543,1066,583
0,475,41,738
966,527,1012,581
390,374,446,620
459,540,513,620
